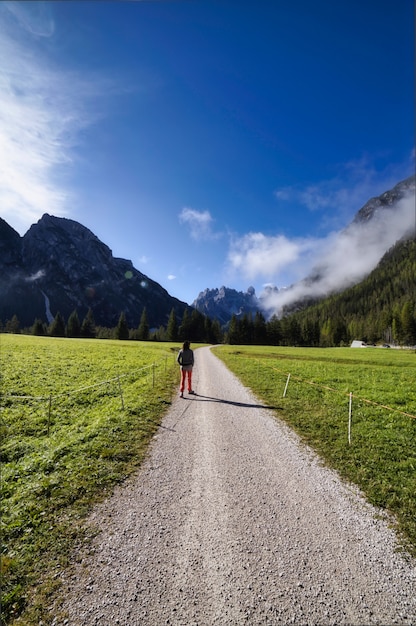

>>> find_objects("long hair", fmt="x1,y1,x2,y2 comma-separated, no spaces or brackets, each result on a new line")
183,340,190,350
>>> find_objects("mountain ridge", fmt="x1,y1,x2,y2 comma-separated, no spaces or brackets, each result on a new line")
0,213,188,328
193,175,415,323
1,175,414,330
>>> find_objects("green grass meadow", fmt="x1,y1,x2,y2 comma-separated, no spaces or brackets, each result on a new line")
1,337,415,624
0,334,184,625
213,345,416,557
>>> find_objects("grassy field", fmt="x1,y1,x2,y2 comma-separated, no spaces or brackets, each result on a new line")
0,334,186,625
213,345,416,557
1,338,415,624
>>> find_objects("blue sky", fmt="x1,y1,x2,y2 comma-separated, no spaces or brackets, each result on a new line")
1,0,414,307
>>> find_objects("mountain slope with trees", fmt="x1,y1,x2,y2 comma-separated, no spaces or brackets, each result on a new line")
226,237,416,346
290,237,416,346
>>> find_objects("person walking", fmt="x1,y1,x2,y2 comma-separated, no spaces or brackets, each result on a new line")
177,340,195,397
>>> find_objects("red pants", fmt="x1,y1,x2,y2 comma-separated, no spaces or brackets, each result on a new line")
180,368,193,392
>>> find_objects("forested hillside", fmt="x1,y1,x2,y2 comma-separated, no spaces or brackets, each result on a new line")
227,238,416,347
290,237,416,346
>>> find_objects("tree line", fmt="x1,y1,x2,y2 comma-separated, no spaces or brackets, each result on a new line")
5,294,413,348
2,299,415,347
0,306,224,344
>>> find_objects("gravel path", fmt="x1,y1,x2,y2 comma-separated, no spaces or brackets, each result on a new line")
51,346,415,625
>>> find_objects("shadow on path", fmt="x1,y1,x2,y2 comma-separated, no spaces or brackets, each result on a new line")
183,393,282,411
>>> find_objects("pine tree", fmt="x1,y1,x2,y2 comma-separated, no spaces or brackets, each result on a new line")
392,315,402,345
115,312,129,340
190,309,205,342
67,310,81,338
5,315,20,334
239,313,252,345
227,314,240,345
32,318,45,336
288,317,302,346
178,308,191,341
333,318,348,346
211,319,223,344
401,301,416,345
81,308,96,338
137,307,150,341
267,315,282,345
154,325,167,341
253,311,267,345
167,308,178,341
301,318,319,346
49,312,66,337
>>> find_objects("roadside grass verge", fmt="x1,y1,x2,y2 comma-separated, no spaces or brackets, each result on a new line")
0,334,189,626
213,345,416,557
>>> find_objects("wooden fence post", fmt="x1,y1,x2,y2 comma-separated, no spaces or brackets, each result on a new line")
348,392,353,445
283,373,291,398
47,394,52,436
117,376,125,410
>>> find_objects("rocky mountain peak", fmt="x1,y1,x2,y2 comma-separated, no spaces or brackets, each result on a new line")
0,214,188,328
193,285,261,325
352,175,415,225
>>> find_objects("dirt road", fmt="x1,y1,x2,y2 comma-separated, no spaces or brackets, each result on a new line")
51,347,415,625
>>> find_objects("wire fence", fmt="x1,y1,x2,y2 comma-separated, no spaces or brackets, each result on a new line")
273,365,416,419
3,350,415,443
1,356,176,436
255,360,416,445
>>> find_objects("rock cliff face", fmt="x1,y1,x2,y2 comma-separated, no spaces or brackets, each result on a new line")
351,175,415,226
0,214,188,328
192,285,264,325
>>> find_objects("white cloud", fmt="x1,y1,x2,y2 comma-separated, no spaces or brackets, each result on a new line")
313,194,415,286
179,207,221,241
227,232,317,281
0,53,71,230
255,192,415,314
0,6,106,235
167,274,176,281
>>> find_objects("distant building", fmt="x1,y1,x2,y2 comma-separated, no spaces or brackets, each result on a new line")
350,340,367,348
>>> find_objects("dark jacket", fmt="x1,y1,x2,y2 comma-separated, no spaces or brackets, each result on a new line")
177,348,194,367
